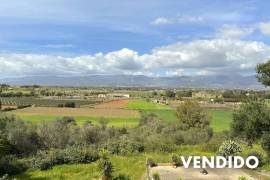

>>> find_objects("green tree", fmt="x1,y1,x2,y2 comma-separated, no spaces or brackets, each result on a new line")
256,60,270,86
165,90,175,98
231,101,270,147
176,101,210,129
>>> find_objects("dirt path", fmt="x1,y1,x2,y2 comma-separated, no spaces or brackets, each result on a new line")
151,166,260,180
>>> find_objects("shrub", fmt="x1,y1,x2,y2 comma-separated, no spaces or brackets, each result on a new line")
238,177,247,180
152,173,160,180
146,158,157,167
97,154,113,179
200,131,229,152
218,140,242,158
171,154,182,167
0,155,26,176
113,174,130,180
181,128,212,145
105,139,144,155
29,146,99,170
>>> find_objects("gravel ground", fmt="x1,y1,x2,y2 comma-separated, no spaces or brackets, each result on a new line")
150,166,260,180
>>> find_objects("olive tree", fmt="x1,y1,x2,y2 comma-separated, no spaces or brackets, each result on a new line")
256,60,270,86
231,101,270,147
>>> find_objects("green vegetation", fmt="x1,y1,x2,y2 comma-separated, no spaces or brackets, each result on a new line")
231,100,270,153
208,109,233,132
0,83,269,179
15,114,139,127
16,155,146,180
146,109,233,132
146,109,177,123
256,60,270,86
125,99,170,110
0,97,99,107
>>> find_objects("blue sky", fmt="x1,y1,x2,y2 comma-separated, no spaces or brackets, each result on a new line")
1,0,270,77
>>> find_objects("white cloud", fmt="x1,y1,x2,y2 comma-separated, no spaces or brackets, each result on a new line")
150,17,172,25
259,22,270,36
216,25,254,39
1,39,270,77
151,15,204,26
176,15,204,23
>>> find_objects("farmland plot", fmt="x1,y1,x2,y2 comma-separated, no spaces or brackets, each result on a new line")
13,107,140,118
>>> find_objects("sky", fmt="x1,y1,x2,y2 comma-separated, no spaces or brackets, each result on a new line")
1,0,270,77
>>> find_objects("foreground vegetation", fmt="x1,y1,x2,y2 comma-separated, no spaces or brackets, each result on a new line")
0,99,269,179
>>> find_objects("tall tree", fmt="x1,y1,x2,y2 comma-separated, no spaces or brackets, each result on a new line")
256,60,270,86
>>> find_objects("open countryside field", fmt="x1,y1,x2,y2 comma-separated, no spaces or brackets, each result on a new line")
13,107,140,118
8,99,233,131
94,99,129,109
124,99,170,110
17,115,139,127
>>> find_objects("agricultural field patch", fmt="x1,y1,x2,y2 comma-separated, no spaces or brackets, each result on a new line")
94,99,129,109
208,109,233,132
125,99,170,110
146,109,233,132
16,114,139,127
0,97,100,107
12,107,140,118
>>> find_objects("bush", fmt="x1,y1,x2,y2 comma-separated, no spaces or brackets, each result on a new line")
218,140,242,158
29,146,99,170
171,154,182,167
97,154,113,179
113,174,130,180
181,128,213,145
152,173,160,180
146,158,157,167
0,155,26,176
105,139,144,155
200,131,229,152
238,177,247,180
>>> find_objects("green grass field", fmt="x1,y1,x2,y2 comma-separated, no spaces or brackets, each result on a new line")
16,114,139,127
125,99,170,110
145,108,233,132
3,99,233,131
208,109,233,132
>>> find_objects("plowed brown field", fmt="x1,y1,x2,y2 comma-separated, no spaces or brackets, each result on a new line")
94,99,129,109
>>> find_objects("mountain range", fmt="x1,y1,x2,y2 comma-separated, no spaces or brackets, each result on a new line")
0,74,263,89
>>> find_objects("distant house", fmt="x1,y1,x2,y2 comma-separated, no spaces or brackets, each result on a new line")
107,93,130,99
98,94,107,98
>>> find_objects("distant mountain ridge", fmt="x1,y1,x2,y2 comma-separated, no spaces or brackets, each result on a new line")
0,74,263,88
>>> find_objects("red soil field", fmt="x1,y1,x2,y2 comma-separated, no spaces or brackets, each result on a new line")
94,99,129,109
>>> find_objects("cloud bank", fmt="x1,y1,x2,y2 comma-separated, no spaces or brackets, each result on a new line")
1,39,270,78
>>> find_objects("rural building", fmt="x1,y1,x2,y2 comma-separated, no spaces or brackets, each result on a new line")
107,93,130,99
98,94,107,98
